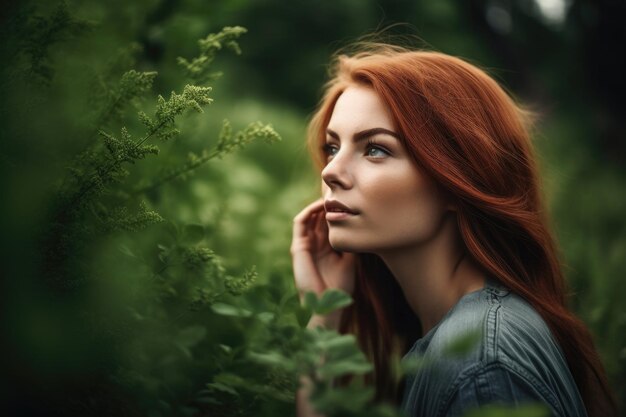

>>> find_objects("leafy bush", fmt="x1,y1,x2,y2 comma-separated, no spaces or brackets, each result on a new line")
3,3,398,416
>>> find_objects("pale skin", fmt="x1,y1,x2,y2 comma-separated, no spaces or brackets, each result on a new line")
291,85,486,416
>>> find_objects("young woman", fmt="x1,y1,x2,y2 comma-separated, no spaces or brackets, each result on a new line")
290,43,616,417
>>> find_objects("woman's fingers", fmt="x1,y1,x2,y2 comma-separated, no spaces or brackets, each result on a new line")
313,210,329,249
308,211,319,248
293,198,324,239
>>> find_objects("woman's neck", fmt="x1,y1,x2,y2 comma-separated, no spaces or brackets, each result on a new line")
377,211,486,336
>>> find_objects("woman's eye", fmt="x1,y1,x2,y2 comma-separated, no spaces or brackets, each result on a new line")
322,143,338,156
366,145,388,158
322,141,390,159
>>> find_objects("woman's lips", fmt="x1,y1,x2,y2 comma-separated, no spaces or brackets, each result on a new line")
325,211,358,221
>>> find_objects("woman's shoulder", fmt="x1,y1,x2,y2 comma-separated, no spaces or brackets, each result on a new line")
425,278,562,362
427,279,571,377
401,279,587,417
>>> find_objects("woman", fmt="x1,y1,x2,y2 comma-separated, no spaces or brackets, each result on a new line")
290,43,616,417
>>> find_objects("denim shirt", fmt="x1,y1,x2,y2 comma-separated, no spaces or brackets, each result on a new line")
400,278,587,417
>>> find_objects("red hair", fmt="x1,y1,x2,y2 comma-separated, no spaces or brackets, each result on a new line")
306,43,617,416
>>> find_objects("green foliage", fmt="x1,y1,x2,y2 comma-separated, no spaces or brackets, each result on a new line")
177,26,248,84
303,288,354,315
247,317,394,417
58,81,214,226
12,1,96,84
98,200,164,232
224,264,258,296
7,6,289,415
133,119,280,194
216,118,282,156
138,84,213,141
442,328,483,357
95,68,158,128
463,404,550,417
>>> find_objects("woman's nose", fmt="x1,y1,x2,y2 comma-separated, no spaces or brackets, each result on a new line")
321,148,353,190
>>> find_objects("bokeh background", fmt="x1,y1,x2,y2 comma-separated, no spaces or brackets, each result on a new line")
1,0,624,416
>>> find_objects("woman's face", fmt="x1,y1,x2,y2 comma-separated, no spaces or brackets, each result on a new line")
321,85,453,254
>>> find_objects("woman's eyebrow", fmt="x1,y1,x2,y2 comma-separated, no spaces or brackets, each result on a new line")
326,127,400,142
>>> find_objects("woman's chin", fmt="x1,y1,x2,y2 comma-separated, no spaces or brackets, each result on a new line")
328,238,359,253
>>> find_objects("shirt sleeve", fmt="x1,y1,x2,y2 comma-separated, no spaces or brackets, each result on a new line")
441,362,563,417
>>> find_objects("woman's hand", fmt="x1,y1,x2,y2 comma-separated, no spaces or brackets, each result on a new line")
292,198,356,415
290,197,357,305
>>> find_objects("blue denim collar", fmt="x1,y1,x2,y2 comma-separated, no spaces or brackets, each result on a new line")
484,275,511,296
405,275,509,356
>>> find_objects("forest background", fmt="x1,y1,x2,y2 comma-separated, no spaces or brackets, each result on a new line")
1,0,624,416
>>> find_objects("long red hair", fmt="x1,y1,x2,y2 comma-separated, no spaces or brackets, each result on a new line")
306,43,617,416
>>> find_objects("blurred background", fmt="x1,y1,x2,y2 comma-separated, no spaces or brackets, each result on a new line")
1,0,624,416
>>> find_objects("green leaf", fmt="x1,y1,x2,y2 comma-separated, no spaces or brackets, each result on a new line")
195,396,221,405
462,403,550,417
247,351,293,371
442,328,483,357
175,344,192,359
257,312,275,323
315,288,353,315
213,372,247,387
310,383,375,414
210,302,252,317
278,324,298,340
303,291,318,311
206,381,239,396
315,333,356,353
400,355,432,374
317,358,373,379
118,244,135,258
